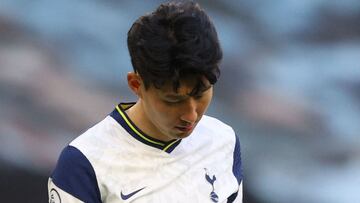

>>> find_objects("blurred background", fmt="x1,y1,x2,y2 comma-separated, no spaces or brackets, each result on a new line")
1,0,360,202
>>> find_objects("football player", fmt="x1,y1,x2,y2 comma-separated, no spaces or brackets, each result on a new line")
48,1,243,202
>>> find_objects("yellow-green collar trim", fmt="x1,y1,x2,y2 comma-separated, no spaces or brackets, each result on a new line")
110,103,181,153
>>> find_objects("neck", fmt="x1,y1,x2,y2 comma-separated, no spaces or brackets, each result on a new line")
126,101,171,142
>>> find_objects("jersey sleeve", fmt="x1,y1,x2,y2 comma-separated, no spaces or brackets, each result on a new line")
48,145,102,203
228,134,243,203
226,181,243,203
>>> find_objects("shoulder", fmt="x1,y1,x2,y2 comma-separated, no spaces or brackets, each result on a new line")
199,116,243,186
199,115,233,129
51,146,96,181
197,115,236,139
50,145,102,202
70,115,122,153
187,115,239,153
49,116,123,202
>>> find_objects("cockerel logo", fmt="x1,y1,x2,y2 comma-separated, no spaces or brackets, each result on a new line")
204,168,219,202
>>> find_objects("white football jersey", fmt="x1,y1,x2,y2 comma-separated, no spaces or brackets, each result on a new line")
48,103,243,203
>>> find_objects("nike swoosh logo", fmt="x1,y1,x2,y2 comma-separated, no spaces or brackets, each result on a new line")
121,187,146,200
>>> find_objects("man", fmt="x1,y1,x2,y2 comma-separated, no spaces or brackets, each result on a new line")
48,1,243,202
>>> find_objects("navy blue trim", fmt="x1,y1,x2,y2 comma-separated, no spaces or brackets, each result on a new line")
164,139,182,153
227,191,238,203
232,134,243,185
110,106,164,150
51,146,101,203
109,103,181,153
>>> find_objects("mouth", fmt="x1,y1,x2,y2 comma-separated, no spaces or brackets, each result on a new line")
175,125,194,133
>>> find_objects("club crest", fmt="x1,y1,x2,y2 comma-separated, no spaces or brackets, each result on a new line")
204,168,219,203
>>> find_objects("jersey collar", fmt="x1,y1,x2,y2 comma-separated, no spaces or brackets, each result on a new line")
110,102,181,153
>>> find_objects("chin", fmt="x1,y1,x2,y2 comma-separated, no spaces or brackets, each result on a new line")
174,131,193,139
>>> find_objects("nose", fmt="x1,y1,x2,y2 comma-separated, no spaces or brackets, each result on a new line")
180,98,198,124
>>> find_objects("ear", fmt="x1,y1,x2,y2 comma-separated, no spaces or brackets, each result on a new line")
127,72,143,97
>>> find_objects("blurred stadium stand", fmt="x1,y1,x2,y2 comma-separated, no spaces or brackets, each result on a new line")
1,0,360,202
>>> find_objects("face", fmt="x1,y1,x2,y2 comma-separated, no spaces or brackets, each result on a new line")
138,76,213,141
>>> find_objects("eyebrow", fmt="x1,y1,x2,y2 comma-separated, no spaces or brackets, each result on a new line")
163,95,187,100
163,85,212,99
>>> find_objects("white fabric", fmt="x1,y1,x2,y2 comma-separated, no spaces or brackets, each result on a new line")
49,114,242,203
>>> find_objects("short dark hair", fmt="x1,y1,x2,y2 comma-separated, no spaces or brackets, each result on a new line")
127,0,222,94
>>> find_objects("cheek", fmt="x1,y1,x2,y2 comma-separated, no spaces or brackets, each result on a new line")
196,102,209,117
198,92,213,113
198,104,208,114
150,101,177,123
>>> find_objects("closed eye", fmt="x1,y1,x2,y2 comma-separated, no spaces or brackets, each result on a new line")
193,94,203,100
163,98,183,104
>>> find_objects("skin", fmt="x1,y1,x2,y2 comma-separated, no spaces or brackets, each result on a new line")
126,72,213,142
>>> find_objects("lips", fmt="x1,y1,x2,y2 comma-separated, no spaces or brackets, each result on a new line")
175,125,194,132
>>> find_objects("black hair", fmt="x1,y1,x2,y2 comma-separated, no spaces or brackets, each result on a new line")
127,0,222,95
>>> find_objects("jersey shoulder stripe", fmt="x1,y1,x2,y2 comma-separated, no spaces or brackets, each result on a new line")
232,134,243,185
51,145,102,203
